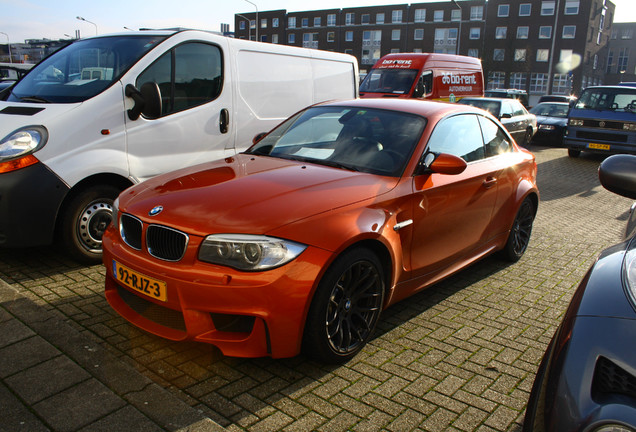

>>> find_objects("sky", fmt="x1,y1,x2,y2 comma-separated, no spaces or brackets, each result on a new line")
1,0,635,44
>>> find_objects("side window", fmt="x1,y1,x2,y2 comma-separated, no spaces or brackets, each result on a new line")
136,42,223,117
426,114,485,162
500,101,513,118
512,102,525,116
478,116,512,157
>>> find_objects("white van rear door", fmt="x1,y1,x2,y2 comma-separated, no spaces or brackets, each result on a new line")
124,36,233,183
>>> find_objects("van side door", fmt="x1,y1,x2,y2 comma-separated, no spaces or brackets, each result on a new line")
124,38,233,183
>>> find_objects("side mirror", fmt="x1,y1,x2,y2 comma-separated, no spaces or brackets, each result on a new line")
419,152,467,175
412,77,425,98
500,113,512,119
599,154,636,199
125,82,162,120
253,132,268,144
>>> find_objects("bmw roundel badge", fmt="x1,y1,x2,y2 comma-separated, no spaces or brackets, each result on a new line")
149,206,163,216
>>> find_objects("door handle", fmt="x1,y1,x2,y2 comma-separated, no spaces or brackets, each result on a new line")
482,177,497,188
219,109,229,134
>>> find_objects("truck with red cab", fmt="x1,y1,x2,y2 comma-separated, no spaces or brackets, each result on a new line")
359,53,484,102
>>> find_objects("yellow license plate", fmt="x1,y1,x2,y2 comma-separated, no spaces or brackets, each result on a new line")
588,143,610,150
113,260,167,302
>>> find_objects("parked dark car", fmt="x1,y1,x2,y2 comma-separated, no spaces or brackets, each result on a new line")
524,153,636,431
537,94,577,107
485,88,529,108
457,97,537,146
529,102,570,146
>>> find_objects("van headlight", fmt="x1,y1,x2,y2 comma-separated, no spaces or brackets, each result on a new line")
0,126,48,161
199,234,306,271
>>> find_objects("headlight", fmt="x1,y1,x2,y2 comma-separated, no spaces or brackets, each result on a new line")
199,234,307,271
623,123,636,131
0,126,48,161
539,124,556,131
569,119,584,127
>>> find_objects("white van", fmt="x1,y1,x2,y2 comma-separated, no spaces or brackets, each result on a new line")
0,30,358,263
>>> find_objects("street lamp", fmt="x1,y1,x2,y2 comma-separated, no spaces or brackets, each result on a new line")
244,0,258,42
0,32,12,63
236,14,252,40
451,0,462,55
76,16,98,36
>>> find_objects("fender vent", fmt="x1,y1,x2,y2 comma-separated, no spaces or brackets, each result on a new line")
1,106,45,116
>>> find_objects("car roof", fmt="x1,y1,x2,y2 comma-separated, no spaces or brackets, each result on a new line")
317,98,488,118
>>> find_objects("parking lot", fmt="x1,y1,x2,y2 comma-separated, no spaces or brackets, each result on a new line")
1,144,634,432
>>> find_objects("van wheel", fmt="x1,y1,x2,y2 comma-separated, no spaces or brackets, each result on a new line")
302,248,385,363
568,149,581,158
61,185,120,264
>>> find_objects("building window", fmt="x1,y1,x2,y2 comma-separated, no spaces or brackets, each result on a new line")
451,9,461,22
261,19,267,28
562,25,576,39
494,49,505,61
415,9,426,23
288,17,296,28
414,29,424,40
327,32,335,42
392,29,401,40
470,27,481,39
537,49,549,62
345,31,353,42
487,71,505,90
498,5,510,17
510,73,527,90
376,13,385,24
391,48,400,53
288,33,295,43
539,26,552,39
470,6,483,20
593,54,598,70
362,14,370,24
622,29,634,39
597,31,602,45
517,26,529,39
564,0,580,15
303,33,319,48
302,18,309,27
519,4,531,16
414,48,423,53
273,18,279,28
327,14,336,26
468,48,479,57
346,13,355,25
552,74,569,94
250,20,256,30
530,73,548,94
541,1,555,16
618,48,630,72
496,27,507,39
239,21,246,30
434,10,444,22
272,34,278,43
344,49,353,55
514,49,527,61
607,50,614,73
314,17,321,27
392,10,403,23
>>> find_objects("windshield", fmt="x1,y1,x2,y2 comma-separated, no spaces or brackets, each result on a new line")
359,69,418,94
575,87,636,112
246,106,426,177
4,35,166,103
458,99,501,117
530,103,569,118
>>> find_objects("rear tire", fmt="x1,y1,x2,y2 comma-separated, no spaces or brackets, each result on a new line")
303,248,385,363
500,198,535,262
60,185,120,264
521,128,533,146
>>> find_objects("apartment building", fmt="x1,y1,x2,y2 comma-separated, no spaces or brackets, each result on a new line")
236,0,616,103
605,21,636,84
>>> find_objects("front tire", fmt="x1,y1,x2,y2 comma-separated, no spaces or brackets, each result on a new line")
501,197,535,262
60,185,120,264
568,148,581,158
303,248,385,363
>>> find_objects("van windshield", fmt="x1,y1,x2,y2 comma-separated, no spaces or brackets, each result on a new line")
575,87,636,113
4,35,166,103
359,69,418,94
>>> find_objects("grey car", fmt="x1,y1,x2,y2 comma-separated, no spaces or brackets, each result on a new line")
457,97,537,146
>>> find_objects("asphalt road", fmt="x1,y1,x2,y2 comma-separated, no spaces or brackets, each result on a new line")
0,144,632,431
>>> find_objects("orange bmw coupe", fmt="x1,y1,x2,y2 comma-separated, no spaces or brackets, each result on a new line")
103,99,538,363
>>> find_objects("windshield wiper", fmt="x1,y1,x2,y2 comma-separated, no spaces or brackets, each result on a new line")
20,95,50,103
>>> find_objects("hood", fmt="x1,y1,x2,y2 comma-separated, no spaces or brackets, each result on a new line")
119,153,400,237
0,100,81,137
536,115,567,126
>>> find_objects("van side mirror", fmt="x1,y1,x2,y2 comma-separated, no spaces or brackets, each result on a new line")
412,77,425,98
125,82,162,120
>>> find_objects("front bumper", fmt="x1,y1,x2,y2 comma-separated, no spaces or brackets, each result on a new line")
102,224,333,359
0,161,69,247
564,137,636,155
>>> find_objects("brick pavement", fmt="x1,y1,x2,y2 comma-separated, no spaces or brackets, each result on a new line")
0,146,633,431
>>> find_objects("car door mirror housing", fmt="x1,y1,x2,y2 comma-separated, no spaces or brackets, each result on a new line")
599,154,636,199
500,113,512,119
418,152,467,175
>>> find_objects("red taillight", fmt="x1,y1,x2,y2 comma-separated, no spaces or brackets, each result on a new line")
0,155,39,174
